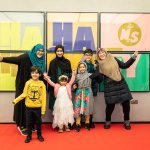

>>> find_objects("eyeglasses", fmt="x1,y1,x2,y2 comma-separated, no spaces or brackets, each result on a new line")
85,53,92,56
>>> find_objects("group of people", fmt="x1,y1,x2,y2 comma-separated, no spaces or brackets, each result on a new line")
0,44,138,143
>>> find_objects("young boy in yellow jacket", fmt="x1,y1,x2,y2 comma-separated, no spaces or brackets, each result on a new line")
13,66,46,143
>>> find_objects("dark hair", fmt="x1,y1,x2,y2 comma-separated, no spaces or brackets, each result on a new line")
78,62,87,68
83,49,93,55
54,45,64,53
30,66,42,75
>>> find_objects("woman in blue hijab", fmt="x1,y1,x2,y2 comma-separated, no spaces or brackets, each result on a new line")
0,44,46,135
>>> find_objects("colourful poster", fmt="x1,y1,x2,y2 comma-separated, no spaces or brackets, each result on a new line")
100,54,149,91
0,12,44,91
47,13,98,52
0,53,19,91
48,53,149,91
101,13,150,51
0,12,44,51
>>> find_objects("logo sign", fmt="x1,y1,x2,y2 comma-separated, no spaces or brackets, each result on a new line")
118,22,142,46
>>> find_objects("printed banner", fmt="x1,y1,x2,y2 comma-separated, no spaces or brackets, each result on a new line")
0,53,149,91
100,54,149,91
101,13,150,51
47,53,149,91
47,13,98,52
0,12,44,50
0,53,19,91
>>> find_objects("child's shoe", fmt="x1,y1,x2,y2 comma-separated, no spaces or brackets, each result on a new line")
58,128,64,133
90,122,95,128
65,127,70,132
68,123,74,130
38,135,44,142
18,126,28,136
76,125,81,132
25,136,31,143
85,123,90,131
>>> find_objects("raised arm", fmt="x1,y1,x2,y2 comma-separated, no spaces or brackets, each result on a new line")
89,66,103,83
44,76,56,87
0,54,24,65
115,51,138,69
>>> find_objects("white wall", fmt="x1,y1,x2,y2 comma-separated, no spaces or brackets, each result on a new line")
0,0,150,12
0,0,150,123
1,92,150,122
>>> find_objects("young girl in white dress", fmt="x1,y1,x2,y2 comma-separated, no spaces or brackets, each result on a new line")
44,72,75,133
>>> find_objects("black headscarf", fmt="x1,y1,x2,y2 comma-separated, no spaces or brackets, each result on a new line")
48,45,72,83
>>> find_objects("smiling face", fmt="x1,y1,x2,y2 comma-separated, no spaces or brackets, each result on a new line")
36,48,44,58
56,48,64,57
60,81,67,86
31,70,40,81
98,50,107,60
79,63,86,73
84,53,93,62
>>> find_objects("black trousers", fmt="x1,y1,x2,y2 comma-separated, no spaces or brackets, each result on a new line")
26,107,42,136
105,100,130,121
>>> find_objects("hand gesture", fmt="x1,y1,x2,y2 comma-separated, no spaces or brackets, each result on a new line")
0,57,3,62
44,75,50,81
72,69,76,75
73,84,77,89
133,51,138,58
43,72,48,77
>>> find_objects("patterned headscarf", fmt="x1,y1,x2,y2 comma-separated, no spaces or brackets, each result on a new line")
76,61,91,82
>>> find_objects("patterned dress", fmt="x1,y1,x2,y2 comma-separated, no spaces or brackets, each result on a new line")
74,72,95,117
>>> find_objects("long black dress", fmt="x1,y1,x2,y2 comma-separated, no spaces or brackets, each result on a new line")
2,53,32,128
48,56,72,110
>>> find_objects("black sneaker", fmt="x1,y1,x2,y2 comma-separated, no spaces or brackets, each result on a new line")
38,135,44,142
85,123,90,131
124,121,131,130
17,126,24,132
17,126,28,136
21,129,28,136
76,125,81,132
90,122,95,129
32,128,37,132
104,121,111,129
25,136,31,143
68,123,74,130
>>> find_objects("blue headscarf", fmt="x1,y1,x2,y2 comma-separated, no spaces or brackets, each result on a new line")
28,44,46,73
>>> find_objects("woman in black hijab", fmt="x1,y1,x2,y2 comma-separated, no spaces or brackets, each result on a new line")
48,45,72,110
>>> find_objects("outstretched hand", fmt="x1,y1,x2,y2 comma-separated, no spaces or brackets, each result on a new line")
133,51,138,58
44,75,50,81
0,57,3,62
72,69,76,75
43,72,48,77
73,84,77,89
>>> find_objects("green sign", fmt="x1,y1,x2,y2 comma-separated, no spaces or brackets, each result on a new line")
100,54,149,91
